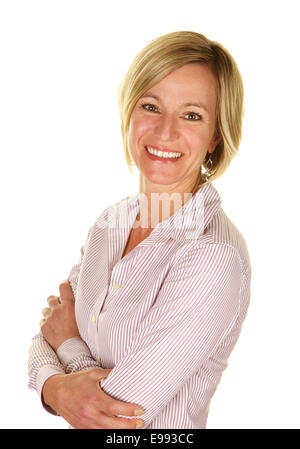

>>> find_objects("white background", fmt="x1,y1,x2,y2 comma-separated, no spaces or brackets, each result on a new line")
1,0,299,429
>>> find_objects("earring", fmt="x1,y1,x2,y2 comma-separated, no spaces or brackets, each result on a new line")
205,152,213,171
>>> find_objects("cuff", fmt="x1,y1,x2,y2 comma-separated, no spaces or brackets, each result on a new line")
36,364,65,416
56,337,92,366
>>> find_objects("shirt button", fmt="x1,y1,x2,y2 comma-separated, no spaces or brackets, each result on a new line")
92,314,97,323
114,283,121,290
95,357,100,363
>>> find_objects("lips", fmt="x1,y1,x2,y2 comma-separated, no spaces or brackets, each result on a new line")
144,146,183,164
145,144,183,154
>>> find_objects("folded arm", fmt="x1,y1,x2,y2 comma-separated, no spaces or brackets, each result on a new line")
28,233,103,413
28,279,102,405
99,243,244,428
27,227,144,428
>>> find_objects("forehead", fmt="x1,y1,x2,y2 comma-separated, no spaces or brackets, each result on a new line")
142,63,218,111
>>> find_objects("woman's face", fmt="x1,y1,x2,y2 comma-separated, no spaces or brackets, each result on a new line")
128,63,220,193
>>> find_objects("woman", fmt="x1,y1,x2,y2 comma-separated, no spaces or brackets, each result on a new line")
28,30,251,429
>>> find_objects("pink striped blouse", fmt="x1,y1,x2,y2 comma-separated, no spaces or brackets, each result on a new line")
28,182,251,429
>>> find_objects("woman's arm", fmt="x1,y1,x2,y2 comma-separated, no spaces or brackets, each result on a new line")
28,298,101,404
28,331,66,409
28,223,145,428
99,243,250,428
29,280,144,428
41,369,144,429
28,232,102,410
36,280,144,428
39,280,104,374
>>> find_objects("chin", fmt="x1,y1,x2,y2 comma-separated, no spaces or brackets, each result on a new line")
142,170,179,185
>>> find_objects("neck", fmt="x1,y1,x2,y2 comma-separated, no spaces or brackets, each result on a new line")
136,173,203,230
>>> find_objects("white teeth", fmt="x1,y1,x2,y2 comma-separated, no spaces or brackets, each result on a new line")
146,146,182,158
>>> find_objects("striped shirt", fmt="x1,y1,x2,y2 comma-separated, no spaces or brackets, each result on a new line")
28,182,251,429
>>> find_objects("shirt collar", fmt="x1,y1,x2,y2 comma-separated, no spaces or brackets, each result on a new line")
124,182,221,242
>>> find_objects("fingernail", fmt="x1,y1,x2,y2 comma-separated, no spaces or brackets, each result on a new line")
136,420,144,429
134,408,144,416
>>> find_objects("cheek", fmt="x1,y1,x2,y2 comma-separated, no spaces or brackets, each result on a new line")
128,121,144,160
129,116,154,146
182,128,207,152
193,120,216,143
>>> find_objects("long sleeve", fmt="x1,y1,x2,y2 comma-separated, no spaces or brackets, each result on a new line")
99,243,245,428
27,226,101,411
28,332,101,415
27,332,65,399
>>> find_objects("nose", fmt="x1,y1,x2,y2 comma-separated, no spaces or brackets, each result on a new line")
154,114,179,141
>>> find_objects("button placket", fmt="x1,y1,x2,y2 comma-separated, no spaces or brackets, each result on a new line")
90,309,106,365
90,286,108,326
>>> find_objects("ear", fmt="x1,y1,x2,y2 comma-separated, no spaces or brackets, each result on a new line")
208,133,222,154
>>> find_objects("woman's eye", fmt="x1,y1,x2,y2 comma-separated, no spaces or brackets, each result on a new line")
185,112,202,121
141,103,158,112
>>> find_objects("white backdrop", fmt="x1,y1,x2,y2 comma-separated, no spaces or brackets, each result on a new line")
1,0,299,429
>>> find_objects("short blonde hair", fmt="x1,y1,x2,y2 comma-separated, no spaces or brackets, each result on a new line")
118,31,244,188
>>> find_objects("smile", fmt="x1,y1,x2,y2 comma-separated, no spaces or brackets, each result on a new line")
145,146,183,159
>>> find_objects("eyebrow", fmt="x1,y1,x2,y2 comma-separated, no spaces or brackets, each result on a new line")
140,93,209,114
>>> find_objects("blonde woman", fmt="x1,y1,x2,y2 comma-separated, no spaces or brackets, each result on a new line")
28,31,251,429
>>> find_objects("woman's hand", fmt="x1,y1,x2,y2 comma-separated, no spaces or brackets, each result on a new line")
40,282,145,428
43,368,145,429
40,280,80,351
